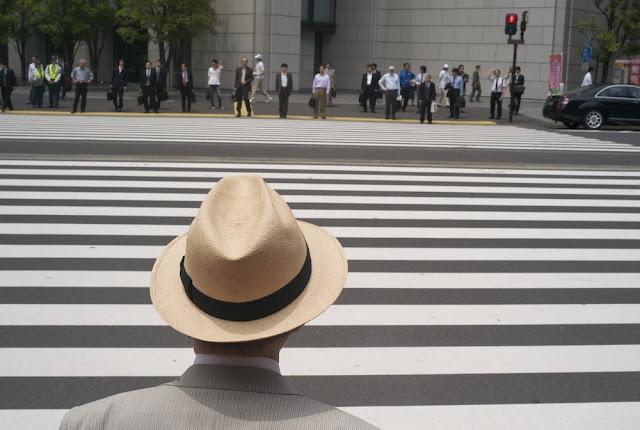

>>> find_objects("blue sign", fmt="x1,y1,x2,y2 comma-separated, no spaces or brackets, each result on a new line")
582,45,592,63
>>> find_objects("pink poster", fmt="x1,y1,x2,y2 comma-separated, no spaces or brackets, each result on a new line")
548,53,563,92
630,58,640,85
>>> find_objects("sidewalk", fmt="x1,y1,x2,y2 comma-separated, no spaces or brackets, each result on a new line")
4,85,547,126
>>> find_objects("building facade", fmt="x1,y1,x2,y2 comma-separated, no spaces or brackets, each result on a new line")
7,0,603,99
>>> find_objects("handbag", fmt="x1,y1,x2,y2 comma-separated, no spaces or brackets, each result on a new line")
514,85,525,95
106,90,113,101
431,101,438,114
159,89,169,101
308,95,316,108
331,88,336,98
137,95,144,106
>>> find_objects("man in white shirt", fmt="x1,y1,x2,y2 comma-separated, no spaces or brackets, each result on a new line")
438,64,450,107
488,68,504,120
581,66,594,87
275,63,293,118
379,65,400,120
207,59,224,110
27,55,37,104
250,54,272,103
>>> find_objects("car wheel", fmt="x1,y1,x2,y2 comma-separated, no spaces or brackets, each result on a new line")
583,110,604,130
563,121,580,129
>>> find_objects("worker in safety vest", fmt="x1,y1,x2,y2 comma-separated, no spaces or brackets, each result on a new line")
45,56,62,108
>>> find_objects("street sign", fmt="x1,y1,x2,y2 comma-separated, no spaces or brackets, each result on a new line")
582,45,592,64
548,53,563,95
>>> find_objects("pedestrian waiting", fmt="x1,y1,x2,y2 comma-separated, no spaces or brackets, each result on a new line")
29,60,45,109
45,56,62,108
379,65,400,120
312,64,330,119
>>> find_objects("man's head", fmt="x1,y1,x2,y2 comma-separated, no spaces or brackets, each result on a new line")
443,64,449,70
494,68,501,76
388,65,395,75
51,56,58,64
367,64,373,72
240,57,248,67
155,60,161,68
452,68,459,76
372,62,377,70
318,64,325,74
515,66,521,74
255,54,262,62
419,65,427,74
425,73,432,82
78,59,87,69
118,59,124,67
588,66,594,73
403,62,410,70
181,63,188,71
31,56,37,64
150,176,348,351
458,64,464,72
212,59,219,67
475,65,481,71
144,61,151,70
280,63,288,73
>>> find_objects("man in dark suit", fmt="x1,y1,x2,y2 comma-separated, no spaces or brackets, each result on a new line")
140,61,158,113
371,63,382,103
153,59,167,110
178,63,194,113
275,63,293,118
234,57,253,117
418,73,437,124
0,59,17,112
511,66,525,115
361,64,379,113
111,59,128,112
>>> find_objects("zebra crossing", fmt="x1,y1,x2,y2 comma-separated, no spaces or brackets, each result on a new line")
1,114,640,152
1,159,640,430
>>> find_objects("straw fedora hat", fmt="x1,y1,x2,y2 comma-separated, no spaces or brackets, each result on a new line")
150,176,348,343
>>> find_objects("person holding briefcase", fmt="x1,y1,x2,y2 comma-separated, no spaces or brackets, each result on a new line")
178,63,194,113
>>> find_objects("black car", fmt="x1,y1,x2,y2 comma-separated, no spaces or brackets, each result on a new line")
543,84,640,129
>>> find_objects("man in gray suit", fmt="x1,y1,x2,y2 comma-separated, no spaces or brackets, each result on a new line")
60,176,379,430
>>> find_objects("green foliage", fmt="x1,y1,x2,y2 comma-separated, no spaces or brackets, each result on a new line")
0,0,42,45
38,0,92,64
117,0,217,65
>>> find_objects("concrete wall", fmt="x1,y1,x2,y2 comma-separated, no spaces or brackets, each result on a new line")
322,0,590,99
191,0,302,91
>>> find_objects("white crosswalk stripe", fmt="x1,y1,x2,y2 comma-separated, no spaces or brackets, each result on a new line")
1,159,639,430
1,115,639,152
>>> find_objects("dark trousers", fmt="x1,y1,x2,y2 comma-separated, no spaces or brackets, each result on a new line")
48,82,60,107
512,92,522,114
385,89,398,119
419,99,433,123
209,85,222,108
490,91,502,119
31,85,44,108
471,84,481,101
142,86,155,112
401,86,412,111
180,88,191,112
72,83,88,112
236,85,251,115
449,89,460,118
155,87,164,109
278,90,289,117
0,87,12,111
363,87,376,112
113,87,124,110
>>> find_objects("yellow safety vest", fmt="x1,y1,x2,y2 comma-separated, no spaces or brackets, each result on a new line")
47,64,60,79
33,68,44,81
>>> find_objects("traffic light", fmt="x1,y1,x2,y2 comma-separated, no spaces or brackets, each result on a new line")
505,13,518,36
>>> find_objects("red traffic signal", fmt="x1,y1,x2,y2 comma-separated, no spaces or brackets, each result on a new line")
505,13,518,36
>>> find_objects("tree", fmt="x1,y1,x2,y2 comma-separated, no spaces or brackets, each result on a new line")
578,0,640,83
83,0,117,80
38,0,90,69
117,0,216,81
0,0,43,82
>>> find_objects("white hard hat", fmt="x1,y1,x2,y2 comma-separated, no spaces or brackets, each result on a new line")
255,54,262,59
443,64,449,69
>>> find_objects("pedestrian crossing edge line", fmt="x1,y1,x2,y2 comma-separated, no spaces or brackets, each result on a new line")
2,110,497,125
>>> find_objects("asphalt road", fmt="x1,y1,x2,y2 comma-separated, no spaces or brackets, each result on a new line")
0,114,639,430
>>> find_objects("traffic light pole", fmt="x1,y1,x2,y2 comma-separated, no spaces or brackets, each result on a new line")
507,38,524,124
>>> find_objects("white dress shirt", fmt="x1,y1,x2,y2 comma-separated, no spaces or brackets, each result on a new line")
490,75,504,93
208,67,222,85
366,72,373,85
254,61,265,79
379,73,400,91
312,73,331,91
28,62,36,81
438,70,450,89
194,354,281,374
280,72,288,88
581,72,592,87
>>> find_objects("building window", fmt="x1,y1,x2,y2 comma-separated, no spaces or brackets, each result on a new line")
302,0,335,25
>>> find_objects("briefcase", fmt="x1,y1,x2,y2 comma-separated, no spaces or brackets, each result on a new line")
106,90,113,101
159,89,169,101
137,94,144,106
308,95,316,108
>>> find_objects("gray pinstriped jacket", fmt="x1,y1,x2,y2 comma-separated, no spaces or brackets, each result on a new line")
59,365,379,430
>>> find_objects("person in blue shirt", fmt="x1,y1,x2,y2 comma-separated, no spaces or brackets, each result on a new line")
449,68,464,119
399,62,415,112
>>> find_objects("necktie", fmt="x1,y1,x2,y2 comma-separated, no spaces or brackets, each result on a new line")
495,79,498,92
